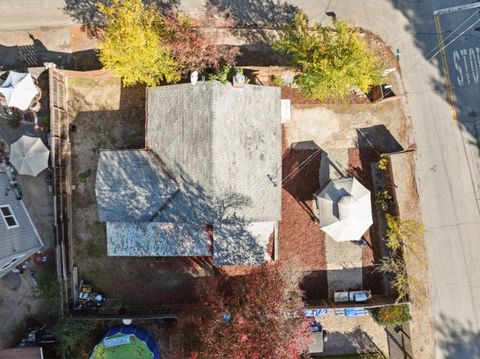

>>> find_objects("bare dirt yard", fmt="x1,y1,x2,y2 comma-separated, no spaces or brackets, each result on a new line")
66,75,215,306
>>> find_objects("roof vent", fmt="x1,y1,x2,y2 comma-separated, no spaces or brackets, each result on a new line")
190,71,198,85
233,71,245,88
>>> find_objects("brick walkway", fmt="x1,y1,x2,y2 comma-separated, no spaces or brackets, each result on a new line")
386,324,414,359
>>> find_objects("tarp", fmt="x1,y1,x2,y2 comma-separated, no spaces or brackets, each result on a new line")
316,177,373,242
0,71,38,111
103,334,131,348
344,307,366,317
9,135,49,176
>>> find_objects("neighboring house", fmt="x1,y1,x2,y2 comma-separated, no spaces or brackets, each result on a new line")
0,347,44,359
96,81,282,265
0,173,43,278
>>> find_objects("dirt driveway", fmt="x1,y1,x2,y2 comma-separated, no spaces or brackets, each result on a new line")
284,100,408,151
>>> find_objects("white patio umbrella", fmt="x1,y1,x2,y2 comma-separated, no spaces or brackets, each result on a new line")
316,177,373,242
0,71,38,111
10,135,49,176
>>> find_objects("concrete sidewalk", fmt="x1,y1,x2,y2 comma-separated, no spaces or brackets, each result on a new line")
0,272,49,348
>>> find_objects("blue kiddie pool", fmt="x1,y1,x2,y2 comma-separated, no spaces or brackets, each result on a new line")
90,326,160,359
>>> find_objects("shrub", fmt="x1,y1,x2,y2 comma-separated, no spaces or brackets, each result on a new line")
208,65,248,84
371,304,411,326
385,214,424,255
32,270,61,312
78,169,91,182
54,316,96,357
271,75,284,87
375,190,393,212
375,256,410,303
378,157,388,171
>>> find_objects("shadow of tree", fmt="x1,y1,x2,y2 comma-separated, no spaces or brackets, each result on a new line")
63,0,180,36
436,314,480,359
79,113,271,266
207,0,298,26
387,1,480,182
205,0,297,66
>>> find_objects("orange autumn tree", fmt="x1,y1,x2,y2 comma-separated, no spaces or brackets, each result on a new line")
159,6,239,74
168,263,312,359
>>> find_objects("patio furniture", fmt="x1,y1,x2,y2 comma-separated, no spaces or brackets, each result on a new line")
0,71,39,111
304,308,332,317
316,177,373,242
9,135,49,176
334,290,349,302
344,307,366,317
348,290,371,302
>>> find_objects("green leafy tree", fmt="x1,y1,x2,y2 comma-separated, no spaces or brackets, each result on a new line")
97,0,180,86
274,12,384,101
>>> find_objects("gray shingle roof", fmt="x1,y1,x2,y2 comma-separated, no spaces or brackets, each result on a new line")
146,81,282,222
96,150,178,222
106,222,211,256
96,81,282,264
213,221,273,265
0,173,43,270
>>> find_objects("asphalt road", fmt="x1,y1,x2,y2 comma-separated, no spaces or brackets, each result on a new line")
313,3,480,357
0,0,73,31
0,0,479,358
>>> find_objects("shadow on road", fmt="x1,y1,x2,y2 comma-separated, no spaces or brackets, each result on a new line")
63,0,180,36
436,314,480,359
387,1,480,152
0,34,99,71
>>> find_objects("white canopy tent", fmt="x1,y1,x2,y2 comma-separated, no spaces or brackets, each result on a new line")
316,177,373,242
0,71,38,111
10,135,50,176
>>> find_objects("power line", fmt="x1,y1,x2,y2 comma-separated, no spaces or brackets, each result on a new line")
276,11,480,186
425,16,480,66
277,148,322,187
424,9,480,60
384,13,480,99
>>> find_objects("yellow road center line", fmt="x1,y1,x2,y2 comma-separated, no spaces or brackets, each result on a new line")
434,14,458,124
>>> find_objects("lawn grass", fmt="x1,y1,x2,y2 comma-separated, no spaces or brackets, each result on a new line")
92,334,152,359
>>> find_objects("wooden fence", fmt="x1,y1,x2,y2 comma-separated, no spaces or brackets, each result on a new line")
48,64,71,311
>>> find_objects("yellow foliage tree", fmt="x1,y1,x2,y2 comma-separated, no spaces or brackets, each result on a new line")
385,214,424,257
97,0,180,86
274,12,384,101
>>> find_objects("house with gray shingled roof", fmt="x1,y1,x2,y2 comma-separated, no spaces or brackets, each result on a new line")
0,173,44,278
95,81,282,265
